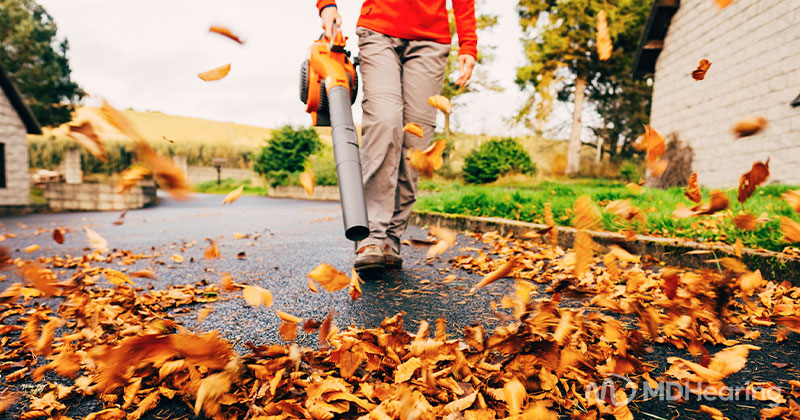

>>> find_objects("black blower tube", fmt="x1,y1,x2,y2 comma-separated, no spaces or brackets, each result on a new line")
327,86,369,242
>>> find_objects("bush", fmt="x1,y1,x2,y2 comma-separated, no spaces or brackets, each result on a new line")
308,144,338,186
462,137,535,184
253,125,321,185
619,162,642,183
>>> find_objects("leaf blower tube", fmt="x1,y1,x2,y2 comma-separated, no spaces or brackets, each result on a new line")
300,27,369,242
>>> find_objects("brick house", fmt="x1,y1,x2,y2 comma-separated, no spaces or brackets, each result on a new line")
0,62,41,205
633,0,800,187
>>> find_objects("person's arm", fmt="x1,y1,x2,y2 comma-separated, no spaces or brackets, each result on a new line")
452,0,478,86
317,1,342,39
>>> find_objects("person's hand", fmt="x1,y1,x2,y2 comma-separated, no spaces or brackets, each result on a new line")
455,54,476,87
321,6,342,40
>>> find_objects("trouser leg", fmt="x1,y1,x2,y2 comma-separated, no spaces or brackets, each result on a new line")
385,40,450,251
355,27,404,249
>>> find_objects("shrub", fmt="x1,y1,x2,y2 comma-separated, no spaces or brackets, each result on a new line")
462,137,535,184
253,125,321,185
308,144,338,186
619,162,642,183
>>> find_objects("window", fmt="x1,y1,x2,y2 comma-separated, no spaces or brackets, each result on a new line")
0,143,5,188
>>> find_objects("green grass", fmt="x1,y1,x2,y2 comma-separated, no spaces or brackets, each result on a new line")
194,178,269,196
30,187,46,205
416,180,800,252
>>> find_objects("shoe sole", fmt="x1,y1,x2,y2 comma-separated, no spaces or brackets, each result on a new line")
384,257,402,269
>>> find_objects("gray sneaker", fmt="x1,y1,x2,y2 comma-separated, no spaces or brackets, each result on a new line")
354,244,385,272
383,245,402,269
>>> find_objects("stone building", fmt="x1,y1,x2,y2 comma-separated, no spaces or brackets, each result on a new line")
633,0,800,187
0,62,40,205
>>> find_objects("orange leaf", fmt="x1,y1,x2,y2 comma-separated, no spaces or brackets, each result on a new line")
276,310,301,323
409,140,447,178
544,202,558,247
62,121,108,162
0,391,19,414
198,63,231,82
308,263,350,292
85,228,109,253
684,173,702,203
426,95,453,114
694,190,730,216
349,269,362,301
733,213,759,230
714,0,733,9
782,190,800,213
319,310,334,347
198,306,213,323
204,241,220,259
219,272,238,291
573,195,602,230
733,116,767,138
426,226,457,258
781,217,800,243
24,244,40,253
242,285,272,307
403,123,424,138
104,269,133,286
692,59,712,81
222,185,244,205
116,166,152,193
52,228,65,244
574,230,594,278
299,171,315,196
737,159,770,204
278,320,298,342
596,11,612,61
209,25,244,44
503,378,526,415
470,256,519,293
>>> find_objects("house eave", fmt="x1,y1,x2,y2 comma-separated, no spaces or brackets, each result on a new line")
0,61,42,135
632,0,680,79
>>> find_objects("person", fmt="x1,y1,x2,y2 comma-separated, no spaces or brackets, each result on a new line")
315,0,477,272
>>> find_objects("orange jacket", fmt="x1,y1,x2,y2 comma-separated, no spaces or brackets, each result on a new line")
316,0,477,59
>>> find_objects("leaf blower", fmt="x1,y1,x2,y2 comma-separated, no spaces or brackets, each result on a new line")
300,25,369,242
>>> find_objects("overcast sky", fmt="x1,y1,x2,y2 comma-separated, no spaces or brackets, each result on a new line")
38,0,543,136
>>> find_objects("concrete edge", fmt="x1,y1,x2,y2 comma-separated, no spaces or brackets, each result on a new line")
409,210,800,283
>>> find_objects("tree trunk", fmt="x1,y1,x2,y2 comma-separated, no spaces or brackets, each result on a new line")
444,113,451,138
595,138,604,163
566,75,587,176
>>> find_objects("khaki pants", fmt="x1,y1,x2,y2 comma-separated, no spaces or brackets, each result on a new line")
356,26,450,253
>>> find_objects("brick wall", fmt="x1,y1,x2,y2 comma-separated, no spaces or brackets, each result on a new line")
0,90,30,205
650,0,800,188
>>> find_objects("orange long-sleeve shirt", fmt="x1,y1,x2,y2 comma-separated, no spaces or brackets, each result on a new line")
316,0,477,59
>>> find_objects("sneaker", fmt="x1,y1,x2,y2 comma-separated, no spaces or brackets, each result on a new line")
354,244,385,272
383,245,402,269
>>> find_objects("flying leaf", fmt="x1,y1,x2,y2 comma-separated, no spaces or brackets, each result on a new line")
298,170,315,196
24,244,40,253
737,159,770,204
403,123,424,138
198,307,213,323
0,391,19,414
242,285,273,307
427,226,457,258
544,202,558,247
574,231,594,278
209,25,244,44
62,121,108,162
85,228,109,253
319,310,334,347
470,256,519,293
135,142,192,199
198,63,231,82
503,378,526,415
733,213,759,230
104,269,133,286
409,140,446,178
781,217,800,243
349,269,362,301
596,10,612,61
307,263,350,292
635,125,668,177
733,117,767,138
715,0,733,9
695,190,730,216
782,190,800,213
52,228,65,244
427,95,453,114
573,195,602,230
685,173,702,203
222,185,244,205
204,241,220,259
278,320,298,342
116,166,152,193
692,59,712,81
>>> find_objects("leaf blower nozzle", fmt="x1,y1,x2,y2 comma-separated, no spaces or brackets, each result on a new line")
300,27,369,242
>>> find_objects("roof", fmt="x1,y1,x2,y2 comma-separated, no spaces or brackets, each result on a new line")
793,93,800,108
631,0,680,78
0,61,42,135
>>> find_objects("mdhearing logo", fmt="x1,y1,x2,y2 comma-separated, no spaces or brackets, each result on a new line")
585,374,783,407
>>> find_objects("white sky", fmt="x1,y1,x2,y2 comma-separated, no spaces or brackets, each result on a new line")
37,0,547,136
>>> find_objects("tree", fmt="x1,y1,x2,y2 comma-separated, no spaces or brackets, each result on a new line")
253,125,321,186
515,0,651,175
463,137,534,184
440,5,500,137
0,0,84,127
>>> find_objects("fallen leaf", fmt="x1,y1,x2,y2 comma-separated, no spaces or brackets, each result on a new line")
307,263,350,292
24,244,40,253
409,139,446,178
303,318,321,333
685,173,702,203
276,310,301,323
692,59,712,81
104,269,133,286
403,123,424,138
85,228,109,253
319,310,334,347
504,378,526,415
299,171,315,196
470,256,519,293
426,95,453,114
130,270,157,279
737,159,769,204
733,116,767,138
219,272,238,291
242,285,272,307
222,185,244,205
781,217,800,243
209,25,244,44
198,63,231,82
172,254,184,263
0,391,19,414
596,10,612,61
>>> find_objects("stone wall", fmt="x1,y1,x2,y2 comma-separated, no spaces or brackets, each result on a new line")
0,88,30,205
267,185,341,201
60,149,82,184
187,166,266,187
45,182,157,211
650,0,800,187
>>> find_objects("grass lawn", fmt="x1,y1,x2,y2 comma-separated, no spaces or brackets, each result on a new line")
194,178,269,196
416,179,800,252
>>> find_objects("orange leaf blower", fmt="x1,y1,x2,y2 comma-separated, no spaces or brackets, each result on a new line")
300,25,369,242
